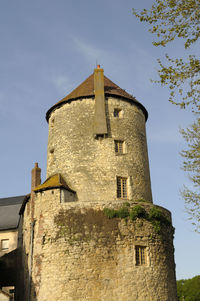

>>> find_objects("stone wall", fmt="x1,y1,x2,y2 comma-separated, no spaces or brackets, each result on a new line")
19,93,177,301
18,200,33,301
46,97,152,203
27,189,177,301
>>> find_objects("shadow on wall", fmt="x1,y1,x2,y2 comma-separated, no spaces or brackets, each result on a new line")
0,249,18,287
14,245,37,301
0,247,37,301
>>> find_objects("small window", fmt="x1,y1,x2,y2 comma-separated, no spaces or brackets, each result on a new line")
113,108,122,118
96,134,105,140
115,140,125,154
1,239,9,251
50,148,54,154
60,189,75,203
117,177,127,199
135,246,146,266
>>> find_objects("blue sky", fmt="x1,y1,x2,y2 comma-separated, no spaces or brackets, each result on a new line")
0,0,199,280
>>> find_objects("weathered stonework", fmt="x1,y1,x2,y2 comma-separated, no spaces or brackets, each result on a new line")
26,190,177,301
19,69,177,301
47,97,152,203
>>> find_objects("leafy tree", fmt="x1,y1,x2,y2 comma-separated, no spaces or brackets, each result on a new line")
177,275,200,301
180,118,200,232
133,1,200,230
133,0,200,109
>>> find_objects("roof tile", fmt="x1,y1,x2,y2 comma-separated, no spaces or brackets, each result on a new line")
34,173,75,193
46,72,148,121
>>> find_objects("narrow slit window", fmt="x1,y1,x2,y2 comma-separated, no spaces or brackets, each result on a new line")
135,246,146,266
117,177,127,199
115,140,124,154
51,118,55,128
49,148,55,164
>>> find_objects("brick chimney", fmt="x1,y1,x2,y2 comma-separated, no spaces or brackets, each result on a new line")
94,65,108,136
31,163,41,192
29,163,41,221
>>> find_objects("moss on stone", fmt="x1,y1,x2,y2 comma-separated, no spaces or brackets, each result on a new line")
54,208,121,246
103,204,171,235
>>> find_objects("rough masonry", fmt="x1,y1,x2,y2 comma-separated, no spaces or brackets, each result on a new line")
17,66,177,301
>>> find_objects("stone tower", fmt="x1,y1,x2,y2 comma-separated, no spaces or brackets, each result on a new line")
20,66,177,301
46,66,152,203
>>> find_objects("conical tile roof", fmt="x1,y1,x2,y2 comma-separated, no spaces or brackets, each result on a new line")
46,72,148,121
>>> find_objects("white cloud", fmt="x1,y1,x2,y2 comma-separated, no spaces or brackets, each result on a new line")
72,36,107,65
71,36,158,93
50,75,75,95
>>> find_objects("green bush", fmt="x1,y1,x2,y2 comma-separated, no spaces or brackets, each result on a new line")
149,207,163,220
130,199,150,203
136,199,147,202
151,220,161,234
103,208,118,219
117,207,129,218
149,207,170,226
177,275,200,301
103,207,129,219
103,205,171,235
130,205,147,220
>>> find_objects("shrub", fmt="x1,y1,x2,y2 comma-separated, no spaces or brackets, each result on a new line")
130,205,147,221
130,199,150,203
149,207,170,226
136,199,147,202
103,208,118,219
103,205,171,235
151,220,161,234
149,207,163,220
117,207,129,218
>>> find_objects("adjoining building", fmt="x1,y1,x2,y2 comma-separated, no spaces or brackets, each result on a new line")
1,66,177,301
0,195,24,300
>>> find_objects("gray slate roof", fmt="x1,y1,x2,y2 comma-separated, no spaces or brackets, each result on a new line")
0,195,25,230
